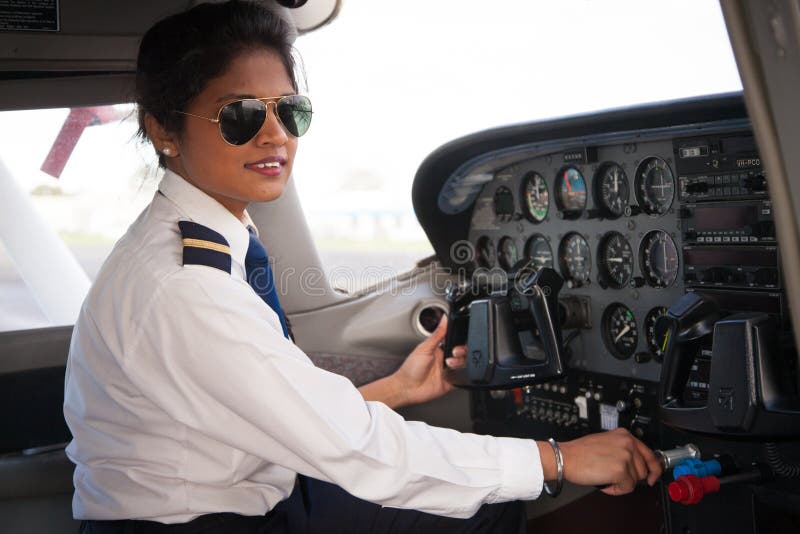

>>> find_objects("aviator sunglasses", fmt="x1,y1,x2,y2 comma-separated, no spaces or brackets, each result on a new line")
176,94,312,145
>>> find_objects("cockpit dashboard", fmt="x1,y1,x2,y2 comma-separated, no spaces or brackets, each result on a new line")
416,93,782,386
413,93,800,532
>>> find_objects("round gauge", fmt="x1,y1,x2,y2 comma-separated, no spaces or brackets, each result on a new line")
475,236,496,268
597,232,634,289
497,236,519,271
555,166,587,215
602,303,639,359
493,186,515,222
558,232,591,286
524,234,554,270
645,306,669,362
521,172,549,222
594,163,630,218
639,230,679,288
634,157,675,215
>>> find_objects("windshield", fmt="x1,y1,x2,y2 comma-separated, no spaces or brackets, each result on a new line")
292,0,742,289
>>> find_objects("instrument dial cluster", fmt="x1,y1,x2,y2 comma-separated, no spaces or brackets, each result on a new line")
521,172,549,223
597,231,634,289
555,167,588,217
524,235,554,270
602,303,639,360
467,140,684,381
595,163,630,218
559,232,592,287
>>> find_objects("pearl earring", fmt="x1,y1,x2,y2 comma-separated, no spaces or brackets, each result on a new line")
162,147,173,156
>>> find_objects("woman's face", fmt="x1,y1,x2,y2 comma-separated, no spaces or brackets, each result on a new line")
165,49,298,218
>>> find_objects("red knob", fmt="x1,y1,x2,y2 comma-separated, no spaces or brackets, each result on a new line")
668,475,721,505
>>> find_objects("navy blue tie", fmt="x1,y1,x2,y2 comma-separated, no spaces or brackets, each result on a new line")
245,227,290,339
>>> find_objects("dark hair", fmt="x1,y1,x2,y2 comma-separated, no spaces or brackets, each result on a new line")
135,0,298,166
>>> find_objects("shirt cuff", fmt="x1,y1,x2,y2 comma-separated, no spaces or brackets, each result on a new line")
490,437,544,502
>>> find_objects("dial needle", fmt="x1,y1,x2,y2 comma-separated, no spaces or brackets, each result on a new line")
614,325,631,343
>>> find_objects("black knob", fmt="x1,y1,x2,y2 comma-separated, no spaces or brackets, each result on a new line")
679,207,693,219
744,174,767,192
683,230,697,241
628,205,642,217
634,352,652,364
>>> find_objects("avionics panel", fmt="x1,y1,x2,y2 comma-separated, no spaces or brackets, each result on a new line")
681,200,775,244
682,246,780,289
676,133,767,202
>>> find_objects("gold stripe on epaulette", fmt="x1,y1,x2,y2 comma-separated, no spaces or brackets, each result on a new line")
182,238,231,255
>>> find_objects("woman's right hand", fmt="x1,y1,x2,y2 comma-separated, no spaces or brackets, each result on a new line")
537,428,663,496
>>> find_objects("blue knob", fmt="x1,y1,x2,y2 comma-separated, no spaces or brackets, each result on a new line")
673,458,722,479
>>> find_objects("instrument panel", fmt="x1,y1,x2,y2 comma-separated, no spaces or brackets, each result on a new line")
415,97,800,534
467,139,685,382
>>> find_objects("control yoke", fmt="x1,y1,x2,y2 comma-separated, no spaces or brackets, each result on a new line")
657,292,800,436
443,263,567,389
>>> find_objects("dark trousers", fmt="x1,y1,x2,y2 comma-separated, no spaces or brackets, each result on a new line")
80,476,526,534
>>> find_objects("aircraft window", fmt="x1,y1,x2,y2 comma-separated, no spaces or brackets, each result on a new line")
291,0,740,293
0,105,157,332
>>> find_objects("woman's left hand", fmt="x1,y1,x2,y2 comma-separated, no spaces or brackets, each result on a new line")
391,315,467,407
358,315,466,409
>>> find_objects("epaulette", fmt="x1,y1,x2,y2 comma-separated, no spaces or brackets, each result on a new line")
178,220,231,273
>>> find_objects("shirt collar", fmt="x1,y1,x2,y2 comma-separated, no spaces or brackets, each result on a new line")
158,168,252,271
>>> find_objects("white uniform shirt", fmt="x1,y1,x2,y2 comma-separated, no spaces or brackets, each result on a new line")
63,169,544,523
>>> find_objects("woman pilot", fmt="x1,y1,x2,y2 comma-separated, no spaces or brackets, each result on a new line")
64,1,662,532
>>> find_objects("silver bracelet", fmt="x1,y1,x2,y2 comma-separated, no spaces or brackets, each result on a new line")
543,438,564,498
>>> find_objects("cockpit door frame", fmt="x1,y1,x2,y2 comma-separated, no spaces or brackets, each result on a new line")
720,0,800,384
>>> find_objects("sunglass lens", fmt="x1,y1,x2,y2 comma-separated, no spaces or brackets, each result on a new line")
218,100,266,145
277,95,313,137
